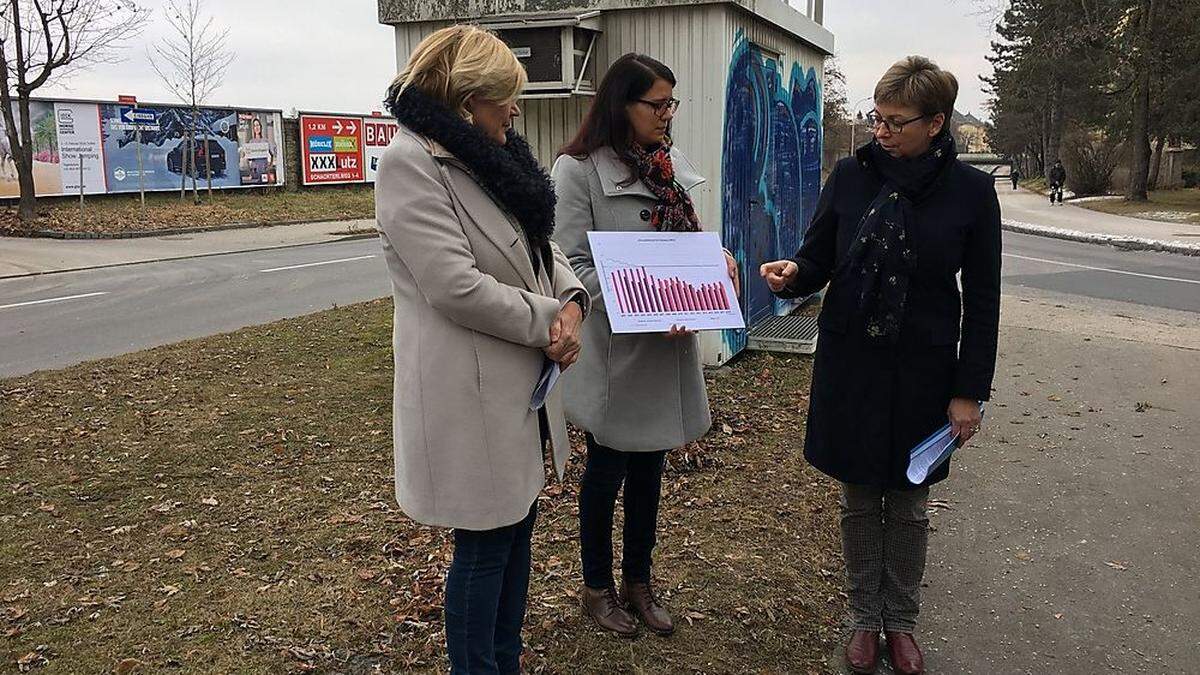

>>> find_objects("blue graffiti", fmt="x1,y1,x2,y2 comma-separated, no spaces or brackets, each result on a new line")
721,32,822,357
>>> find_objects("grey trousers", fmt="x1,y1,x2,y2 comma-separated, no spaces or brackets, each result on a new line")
840,483,930,633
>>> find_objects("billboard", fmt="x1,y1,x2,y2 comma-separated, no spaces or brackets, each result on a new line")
0,101,62,197
0,97,285,198
363,117,399,183
300,113,398,186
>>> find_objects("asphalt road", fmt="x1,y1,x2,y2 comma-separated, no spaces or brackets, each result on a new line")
0,232,1197,378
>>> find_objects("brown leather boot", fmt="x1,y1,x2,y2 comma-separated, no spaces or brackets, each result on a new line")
620,578,674,636
885,631,925,674
845,629,880,674
581,586,638,637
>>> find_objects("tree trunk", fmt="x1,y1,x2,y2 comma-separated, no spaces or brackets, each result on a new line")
1047,76,1065,170
15,96,36,222
189,129,200,205
1125,0,1155,202
204,127,213,197
1147,135,1165,190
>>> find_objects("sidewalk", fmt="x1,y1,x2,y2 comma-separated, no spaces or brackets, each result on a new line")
0,218,376,278
998,188,1200,255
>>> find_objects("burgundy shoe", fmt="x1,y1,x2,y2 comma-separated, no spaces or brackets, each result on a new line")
845,629,880,674
885,631,925,674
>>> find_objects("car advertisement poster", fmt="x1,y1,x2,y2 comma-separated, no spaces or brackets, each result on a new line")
237,111,284,186
363,117,399,183
300,115,364,185
100,105,242,193
54,102,107,195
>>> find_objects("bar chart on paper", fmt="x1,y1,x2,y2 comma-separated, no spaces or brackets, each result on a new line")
588,231,745,334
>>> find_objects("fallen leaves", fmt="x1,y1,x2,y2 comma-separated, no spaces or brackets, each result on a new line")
1104,561,1129,571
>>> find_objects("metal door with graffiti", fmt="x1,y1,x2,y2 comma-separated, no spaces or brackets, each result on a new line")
721,33,823,357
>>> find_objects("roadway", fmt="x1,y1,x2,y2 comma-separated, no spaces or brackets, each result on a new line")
1,232,1197,378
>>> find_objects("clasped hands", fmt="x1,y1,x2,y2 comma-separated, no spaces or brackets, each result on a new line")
544,301,583,369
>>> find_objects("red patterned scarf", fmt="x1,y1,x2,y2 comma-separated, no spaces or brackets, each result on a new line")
628,139,701,232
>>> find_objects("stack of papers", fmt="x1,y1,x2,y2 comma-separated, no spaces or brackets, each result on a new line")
906,403,986,485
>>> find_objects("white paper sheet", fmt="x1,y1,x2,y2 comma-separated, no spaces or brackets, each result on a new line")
587,231,745,334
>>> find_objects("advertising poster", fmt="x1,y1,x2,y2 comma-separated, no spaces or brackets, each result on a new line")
0,101,62,197
237,111,284,186
54,102,107,195
300,114,364,185
101,105,241,193
362,117,399,183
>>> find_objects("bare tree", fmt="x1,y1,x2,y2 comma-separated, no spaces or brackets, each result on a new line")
0,0,147,223
148,0,232,201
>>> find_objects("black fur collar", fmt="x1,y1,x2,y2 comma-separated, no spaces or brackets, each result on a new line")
387,85,555,267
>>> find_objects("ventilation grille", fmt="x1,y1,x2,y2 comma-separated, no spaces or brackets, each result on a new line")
746,315,819,355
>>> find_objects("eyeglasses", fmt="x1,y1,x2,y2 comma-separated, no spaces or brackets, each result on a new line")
865,111,927,134
635,98,681,118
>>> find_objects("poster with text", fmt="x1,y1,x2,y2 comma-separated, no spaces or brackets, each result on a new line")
54,102,107,195
300,114,364,185
0,101,62,197
237,111,284,186
362,117,399,183
588,231,745,334
101,105,240,192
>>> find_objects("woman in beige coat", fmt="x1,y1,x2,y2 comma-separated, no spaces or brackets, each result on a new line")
551,53,738,638
376,26,589,674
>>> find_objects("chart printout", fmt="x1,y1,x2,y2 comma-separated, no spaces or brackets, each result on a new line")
587,231,746,334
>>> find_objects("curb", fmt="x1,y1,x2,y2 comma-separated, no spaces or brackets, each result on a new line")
2,217,375,240
0,232,379,280
1002,219,1200,257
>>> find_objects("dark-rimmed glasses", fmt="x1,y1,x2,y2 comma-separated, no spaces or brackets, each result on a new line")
865,111,927,134
635,98,681,118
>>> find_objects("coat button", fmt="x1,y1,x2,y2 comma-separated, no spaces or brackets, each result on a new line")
640,209,652,221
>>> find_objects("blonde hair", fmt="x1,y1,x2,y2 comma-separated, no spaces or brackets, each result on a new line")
873,55,958,122
390,25,526,118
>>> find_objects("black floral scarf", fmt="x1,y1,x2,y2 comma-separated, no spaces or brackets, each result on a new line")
628,138,701,232
385,84,556,271
843,131,957,342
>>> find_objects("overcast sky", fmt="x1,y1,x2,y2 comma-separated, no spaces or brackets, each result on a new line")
41,0,997,120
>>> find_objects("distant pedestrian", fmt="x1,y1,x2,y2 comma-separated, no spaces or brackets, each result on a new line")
761,55,1001,675
377,25,591,674
1010,164,1020,190
1048,159,1066,204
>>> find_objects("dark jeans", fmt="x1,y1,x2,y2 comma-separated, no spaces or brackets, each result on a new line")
578,433,667,589
445,501,537,675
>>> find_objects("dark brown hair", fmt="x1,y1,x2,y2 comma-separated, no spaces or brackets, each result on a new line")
559,53,676,183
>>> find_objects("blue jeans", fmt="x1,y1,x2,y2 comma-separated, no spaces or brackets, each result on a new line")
445,501,537,675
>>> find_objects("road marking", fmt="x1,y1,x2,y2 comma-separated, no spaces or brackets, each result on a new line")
259,255,376,274
0,291,108,311
1003,253,1200,286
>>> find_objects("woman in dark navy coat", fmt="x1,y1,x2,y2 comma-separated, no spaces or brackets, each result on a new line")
761,56,1001,675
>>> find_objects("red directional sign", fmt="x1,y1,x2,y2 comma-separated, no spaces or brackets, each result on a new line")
300,114,365,185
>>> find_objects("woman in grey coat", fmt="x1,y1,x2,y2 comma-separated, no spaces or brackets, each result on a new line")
551,53,738,638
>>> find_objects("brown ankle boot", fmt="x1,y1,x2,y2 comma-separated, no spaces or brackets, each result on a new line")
845,629,880,673
581,586,638,637
620,578,674,636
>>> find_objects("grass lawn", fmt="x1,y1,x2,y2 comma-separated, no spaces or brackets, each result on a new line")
0,300,844,673
1074,188,1200,225
0,186,375,237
